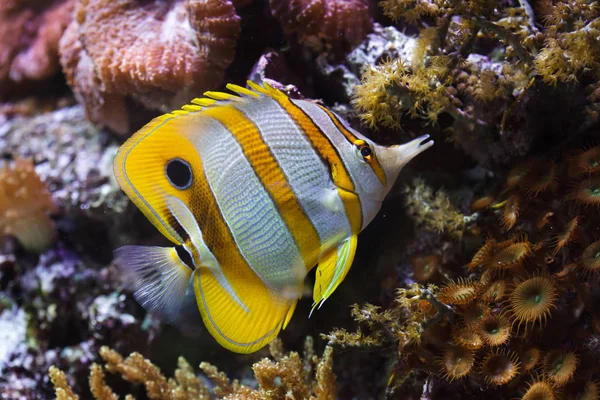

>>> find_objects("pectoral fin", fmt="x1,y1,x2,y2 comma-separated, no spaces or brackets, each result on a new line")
113,245,192,322
311,235,358,314
194,267,297,354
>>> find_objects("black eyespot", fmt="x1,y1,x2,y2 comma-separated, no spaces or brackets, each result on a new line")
360,145,372,158
165,158,192,189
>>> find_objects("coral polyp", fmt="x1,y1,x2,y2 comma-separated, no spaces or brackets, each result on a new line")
481,280,507,302
410,254,440,282
570,176,600,207
437,346,476,381
521,380,556,400
452,325,484,350
501,196,520,231
520,161,558,197
508,276,558,332
542,350,578,387
480,349,520,386
570,145,600,176
580,240,600,276
520,348,541,373
551,217,579,255
487,238,531,273
437,278,481,305
563,379,599,400
476,313,511,347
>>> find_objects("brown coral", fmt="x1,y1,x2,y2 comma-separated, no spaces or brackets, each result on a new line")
269,0,373,53
59,0,241,134
0,0,73,88
0,157,56,253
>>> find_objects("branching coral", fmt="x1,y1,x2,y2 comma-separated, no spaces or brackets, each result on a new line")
59,0,241,134
0,0,73,87
0,157,56,253
269,0,373,53
49,338,336,400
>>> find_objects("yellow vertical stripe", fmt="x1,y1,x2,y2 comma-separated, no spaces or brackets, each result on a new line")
204,105,322,270
264,90,363,234
318,105,388,188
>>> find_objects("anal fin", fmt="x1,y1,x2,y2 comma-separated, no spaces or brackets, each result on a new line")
113,245,192,322
194,266,296,354
311,235,358,315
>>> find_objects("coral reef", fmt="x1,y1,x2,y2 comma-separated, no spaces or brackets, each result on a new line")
269,0,373,53
49,337,336,400
59,0,241,133
1,0,600,398
325,145,600,398
0,0,73,89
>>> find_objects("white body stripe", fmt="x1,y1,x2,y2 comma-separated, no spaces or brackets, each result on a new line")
188,116,304,290
235,97,352,253
290,99,384,229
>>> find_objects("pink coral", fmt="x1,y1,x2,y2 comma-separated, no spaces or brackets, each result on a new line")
0,0,73,86
59,0,241,134
269,0,373,52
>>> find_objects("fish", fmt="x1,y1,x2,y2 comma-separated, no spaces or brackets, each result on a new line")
112,81,433,354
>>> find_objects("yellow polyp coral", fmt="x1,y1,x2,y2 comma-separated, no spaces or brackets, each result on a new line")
403,178,467,239
352,55,454,129
0,157,57,253
380,0,440,24
49,338,336,400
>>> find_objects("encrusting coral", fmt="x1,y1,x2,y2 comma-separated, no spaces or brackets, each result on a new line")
269,0,373,53
49,337,336,400
59,0,241,134
0,157,57,253
0,0,73,88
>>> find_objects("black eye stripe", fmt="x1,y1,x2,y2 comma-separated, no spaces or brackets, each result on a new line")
165,158,192,190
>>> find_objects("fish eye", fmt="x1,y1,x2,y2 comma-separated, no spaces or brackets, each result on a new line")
355,142,372,162
165,158,192,190
360,145,372,158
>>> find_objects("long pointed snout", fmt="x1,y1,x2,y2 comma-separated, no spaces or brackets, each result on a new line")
377,134,434,189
